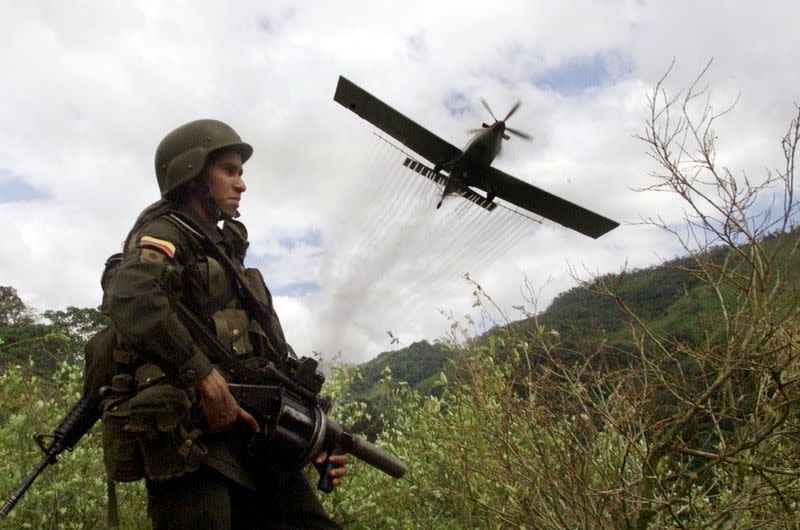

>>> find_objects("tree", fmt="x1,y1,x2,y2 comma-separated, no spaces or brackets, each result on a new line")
42,307,107,343
585,62,800,528
0,286,34,326
42,307,108,364
0,288,107,374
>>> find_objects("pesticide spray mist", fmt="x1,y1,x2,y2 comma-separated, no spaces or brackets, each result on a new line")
309,134,540,361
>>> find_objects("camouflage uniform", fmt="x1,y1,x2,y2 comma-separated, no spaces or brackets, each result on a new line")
100,121,339,529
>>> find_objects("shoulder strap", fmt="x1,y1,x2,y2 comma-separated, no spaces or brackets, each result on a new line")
166,212,292,366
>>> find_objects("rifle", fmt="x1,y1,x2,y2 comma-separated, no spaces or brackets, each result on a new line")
1,395,101,518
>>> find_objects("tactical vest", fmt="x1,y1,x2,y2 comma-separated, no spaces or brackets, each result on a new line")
89,201,284,486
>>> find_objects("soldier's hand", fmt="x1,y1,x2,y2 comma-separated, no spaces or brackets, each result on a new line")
314,451,349,488
196,369,260,433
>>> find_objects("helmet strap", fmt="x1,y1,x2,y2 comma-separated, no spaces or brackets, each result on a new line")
184,171,241,223
183,179,221,224
199,181,226,221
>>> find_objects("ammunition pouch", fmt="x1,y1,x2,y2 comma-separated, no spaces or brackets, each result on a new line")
186,255,230,311
206,268,280,361
212,308,254,357
101,383,206,482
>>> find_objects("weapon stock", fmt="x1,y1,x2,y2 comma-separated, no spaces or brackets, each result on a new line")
1,396,101,518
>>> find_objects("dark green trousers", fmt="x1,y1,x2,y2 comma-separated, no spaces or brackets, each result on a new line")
146,465,340,530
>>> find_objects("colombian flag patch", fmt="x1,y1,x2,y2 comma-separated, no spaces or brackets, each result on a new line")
139,236,176,258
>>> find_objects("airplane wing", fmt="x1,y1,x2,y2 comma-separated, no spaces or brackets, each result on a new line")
482,166,619,239
334,76,461,166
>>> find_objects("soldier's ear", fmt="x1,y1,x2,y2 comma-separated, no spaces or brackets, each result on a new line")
173,178,207,203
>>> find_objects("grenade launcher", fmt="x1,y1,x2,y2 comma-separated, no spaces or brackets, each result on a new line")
229,363,407,491
165,288,408,491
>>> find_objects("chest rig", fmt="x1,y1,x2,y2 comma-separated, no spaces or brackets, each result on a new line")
161,212,291,367
102,200,293,401
115,205,286,380
98,205,288,484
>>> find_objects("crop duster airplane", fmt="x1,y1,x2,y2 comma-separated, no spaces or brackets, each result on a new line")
333,75,619,239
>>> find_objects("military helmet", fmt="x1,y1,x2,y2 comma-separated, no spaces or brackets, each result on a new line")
155,119,253,197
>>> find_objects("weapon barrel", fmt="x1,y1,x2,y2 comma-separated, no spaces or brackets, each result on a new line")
327,418,407,479
348,433,408,479
1,456,53,517
52,396,101,449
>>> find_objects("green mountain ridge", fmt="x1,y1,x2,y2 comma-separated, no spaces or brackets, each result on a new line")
350,230,800,402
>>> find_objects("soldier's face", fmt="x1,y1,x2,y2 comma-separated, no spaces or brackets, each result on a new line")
203,150,246,212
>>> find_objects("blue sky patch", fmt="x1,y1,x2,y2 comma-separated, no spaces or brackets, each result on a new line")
0,169,50,203
534,51,633,95
406,32,427,62
279,229,322,250
271,281,320,297
256,8,295,34
443,91,471,117
243,254,319,297
257,17,273,32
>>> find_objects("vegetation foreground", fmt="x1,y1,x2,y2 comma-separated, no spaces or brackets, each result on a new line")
2,73,800,529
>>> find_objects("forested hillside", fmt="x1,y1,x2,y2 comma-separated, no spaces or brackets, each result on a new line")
349,340,451,395
349,230,800,404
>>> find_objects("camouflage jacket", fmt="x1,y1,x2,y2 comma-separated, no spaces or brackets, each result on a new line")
102,200,290,487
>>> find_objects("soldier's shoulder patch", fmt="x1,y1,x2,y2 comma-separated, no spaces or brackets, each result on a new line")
138,235,176,258
139,248,166,263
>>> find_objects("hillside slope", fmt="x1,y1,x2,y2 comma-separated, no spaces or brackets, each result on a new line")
351,230,800,401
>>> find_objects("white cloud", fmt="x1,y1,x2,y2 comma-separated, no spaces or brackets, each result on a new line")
1,1,798,362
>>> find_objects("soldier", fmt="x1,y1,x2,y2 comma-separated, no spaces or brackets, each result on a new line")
101,119,347,529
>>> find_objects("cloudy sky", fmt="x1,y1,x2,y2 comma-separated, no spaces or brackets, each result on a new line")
1,1,797,363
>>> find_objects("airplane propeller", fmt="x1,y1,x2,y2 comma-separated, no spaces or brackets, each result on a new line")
507,127,533,141
480,97,498,121
475,98,533,141
503,100,521,121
